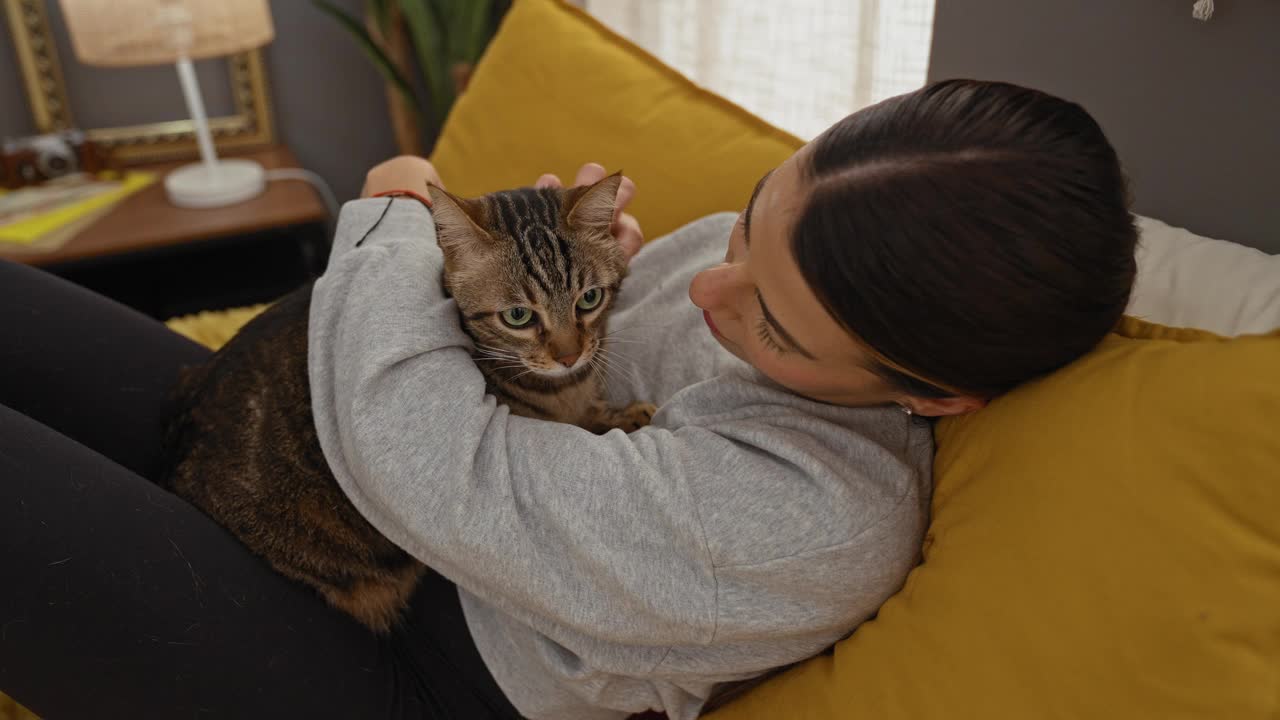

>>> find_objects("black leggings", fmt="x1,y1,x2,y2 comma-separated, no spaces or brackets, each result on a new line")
0,260,523,720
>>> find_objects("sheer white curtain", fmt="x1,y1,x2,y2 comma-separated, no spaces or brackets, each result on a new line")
585,0,936,140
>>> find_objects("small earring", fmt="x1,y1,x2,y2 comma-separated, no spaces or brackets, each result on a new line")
899,404,913,416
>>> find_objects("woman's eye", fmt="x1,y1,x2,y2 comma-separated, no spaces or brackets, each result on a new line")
576,288,603,311
755,316,786,355
500,307,535,328
733,212,749,249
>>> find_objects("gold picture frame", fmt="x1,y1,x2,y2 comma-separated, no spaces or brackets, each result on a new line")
4,0,275,165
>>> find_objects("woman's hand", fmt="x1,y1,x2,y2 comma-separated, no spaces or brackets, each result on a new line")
536,163,644,261
360,158,643,259
360,156,445,199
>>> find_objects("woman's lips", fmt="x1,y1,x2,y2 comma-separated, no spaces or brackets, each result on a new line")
703,310,721,337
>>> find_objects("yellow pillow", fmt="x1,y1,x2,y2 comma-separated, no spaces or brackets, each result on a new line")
709,318,1280,719
429,0,803,241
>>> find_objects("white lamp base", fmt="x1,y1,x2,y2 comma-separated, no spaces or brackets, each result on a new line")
164,158,266,208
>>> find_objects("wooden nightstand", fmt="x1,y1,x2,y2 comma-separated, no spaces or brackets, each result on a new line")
0,145,330,318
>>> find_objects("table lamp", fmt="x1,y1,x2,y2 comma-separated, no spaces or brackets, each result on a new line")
58,0,275,208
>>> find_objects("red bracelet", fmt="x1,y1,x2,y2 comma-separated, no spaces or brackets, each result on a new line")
371,189,434,209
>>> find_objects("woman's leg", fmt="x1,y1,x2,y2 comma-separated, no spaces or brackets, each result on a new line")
0,260,210,480
0,403,521,720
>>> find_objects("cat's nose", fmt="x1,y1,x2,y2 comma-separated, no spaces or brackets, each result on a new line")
556,352,581,368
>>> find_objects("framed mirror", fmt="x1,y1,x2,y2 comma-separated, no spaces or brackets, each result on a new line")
4,0,274,165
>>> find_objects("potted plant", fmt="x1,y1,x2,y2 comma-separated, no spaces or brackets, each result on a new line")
315,0,510,155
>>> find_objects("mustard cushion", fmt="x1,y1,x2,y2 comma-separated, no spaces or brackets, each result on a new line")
709,318,1280,719
428,0,803,241
166,303,270,350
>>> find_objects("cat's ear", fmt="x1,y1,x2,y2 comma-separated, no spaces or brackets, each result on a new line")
563,172,623,236
428,184,492,253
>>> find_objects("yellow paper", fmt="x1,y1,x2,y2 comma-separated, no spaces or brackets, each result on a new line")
0,171,155,245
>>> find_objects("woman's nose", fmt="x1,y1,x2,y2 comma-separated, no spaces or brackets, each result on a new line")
689,262,750,311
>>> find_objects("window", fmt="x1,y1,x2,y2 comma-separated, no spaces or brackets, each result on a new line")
587,0,936,139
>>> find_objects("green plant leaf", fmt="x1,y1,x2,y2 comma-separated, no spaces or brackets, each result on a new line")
368,0,392,36
399,0,454,130
450,0,491,63
313,0,420,113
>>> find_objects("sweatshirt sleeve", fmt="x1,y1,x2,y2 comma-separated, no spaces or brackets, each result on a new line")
308,198,718,645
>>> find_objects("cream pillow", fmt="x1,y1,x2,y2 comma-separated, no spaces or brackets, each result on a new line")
1130,216,1280,335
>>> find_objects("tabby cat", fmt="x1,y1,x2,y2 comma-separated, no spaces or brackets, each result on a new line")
160,174,656,632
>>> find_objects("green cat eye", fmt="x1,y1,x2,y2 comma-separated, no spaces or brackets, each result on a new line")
577,288,604,311
500,307,535,328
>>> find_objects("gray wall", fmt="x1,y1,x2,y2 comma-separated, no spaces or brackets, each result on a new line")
0,8,32,141
928,0,1279,253
261,0,400,202
1,0,398,203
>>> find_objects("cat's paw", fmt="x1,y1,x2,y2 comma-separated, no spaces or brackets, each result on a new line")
616,402,657,432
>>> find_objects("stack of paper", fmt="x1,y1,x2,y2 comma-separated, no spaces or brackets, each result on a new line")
0,171,155,253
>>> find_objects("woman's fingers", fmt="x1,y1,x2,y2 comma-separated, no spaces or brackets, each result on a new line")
571,163,634,210
532,164,644,259
540,164,633,213
573,162,607,186
613,212,644,260
361,156,444,198
614,174,636,215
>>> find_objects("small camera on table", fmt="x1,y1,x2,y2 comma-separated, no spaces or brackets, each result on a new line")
1,130,112,190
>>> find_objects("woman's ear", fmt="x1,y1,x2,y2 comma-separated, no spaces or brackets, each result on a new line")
903,394,987,418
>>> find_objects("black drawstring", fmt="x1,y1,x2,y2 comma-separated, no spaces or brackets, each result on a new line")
355,198,397,248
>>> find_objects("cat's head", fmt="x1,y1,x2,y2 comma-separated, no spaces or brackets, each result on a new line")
428,174,629,380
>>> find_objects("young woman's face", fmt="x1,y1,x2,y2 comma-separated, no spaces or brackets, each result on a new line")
688,144,904,409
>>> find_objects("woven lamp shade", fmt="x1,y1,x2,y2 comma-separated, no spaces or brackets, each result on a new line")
58,0,274,67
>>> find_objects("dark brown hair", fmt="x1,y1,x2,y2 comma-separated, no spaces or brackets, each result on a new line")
792,79,1138,398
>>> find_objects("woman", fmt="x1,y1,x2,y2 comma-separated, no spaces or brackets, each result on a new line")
0,80,1136,719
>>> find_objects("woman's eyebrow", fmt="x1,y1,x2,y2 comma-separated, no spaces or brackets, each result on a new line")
756,289,818,360
742,169,773,249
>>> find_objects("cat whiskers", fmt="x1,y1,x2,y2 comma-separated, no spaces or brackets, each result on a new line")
478,361,537,381
600,329,656,386
592,344,643,388
602,324,665,350
485,366,532,377
593,360,635,391
586,352,609,390
474,355,523,365
599,328,649,348
473,356,527,368
473,345,531,376
476,355,524,365
474,344,523,361
504,367,542,384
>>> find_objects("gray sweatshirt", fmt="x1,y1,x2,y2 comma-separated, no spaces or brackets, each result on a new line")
309,199,933,720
